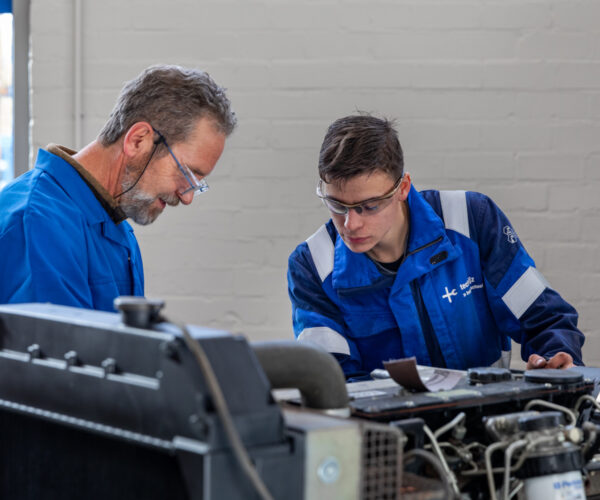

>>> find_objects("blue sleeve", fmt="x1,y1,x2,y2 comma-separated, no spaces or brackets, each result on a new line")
287,243,368,379
1,206,94,309
471,192,584,364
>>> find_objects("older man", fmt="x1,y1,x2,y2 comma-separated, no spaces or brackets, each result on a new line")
0,65,236,311
287,114,584,378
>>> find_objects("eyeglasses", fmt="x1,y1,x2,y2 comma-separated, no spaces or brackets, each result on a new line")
316,176,403,216
153,128,209,197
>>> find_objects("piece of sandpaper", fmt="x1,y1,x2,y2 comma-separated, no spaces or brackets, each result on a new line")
383,357,463,392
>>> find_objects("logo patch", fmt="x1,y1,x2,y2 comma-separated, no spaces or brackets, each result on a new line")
443,277,484,303
442,287,457,303
503,225,518,244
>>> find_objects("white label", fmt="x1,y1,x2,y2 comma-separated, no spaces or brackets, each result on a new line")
523,470,585,500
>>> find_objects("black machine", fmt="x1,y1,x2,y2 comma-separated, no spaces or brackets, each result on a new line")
1,300,600,499
345,367,600,499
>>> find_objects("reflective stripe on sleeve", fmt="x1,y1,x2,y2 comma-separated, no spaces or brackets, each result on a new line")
297,326,351,355
439,190,470,239
502,267,550,319
306,224,334,282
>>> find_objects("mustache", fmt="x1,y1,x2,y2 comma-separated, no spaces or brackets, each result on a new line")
127,189,179,207
161,194,180,207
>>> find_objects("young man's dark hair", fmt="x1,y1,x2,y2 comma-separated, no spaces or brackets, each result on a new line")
318,114,404,183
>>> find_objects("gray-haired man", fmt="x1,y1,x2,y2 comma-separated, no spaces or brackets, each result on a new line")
0,65,236,311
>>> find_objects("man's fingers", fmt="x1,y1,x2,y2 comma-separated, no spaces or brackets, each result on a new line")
545,352,575,370
526,352,575,370
526,354,546,370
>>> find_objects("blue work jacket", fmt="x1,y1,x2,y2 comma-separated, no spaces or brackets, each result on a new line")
287,186,584,377
0,148,144,312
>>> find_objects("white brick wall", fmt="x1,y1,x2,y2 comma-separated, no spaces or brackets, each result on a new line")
28,0,600,365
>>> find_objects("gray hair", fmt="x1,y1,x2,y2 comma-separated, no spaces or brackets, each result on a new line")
98,64,236,146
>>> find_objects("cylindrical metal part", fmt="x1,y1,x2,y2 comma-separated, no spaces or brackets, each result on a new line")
113,296,165,329
252,341,349,412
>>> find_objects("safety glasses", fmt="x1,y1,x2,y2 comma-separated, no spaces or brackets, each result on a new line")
316,176,403,216
153,129,209,197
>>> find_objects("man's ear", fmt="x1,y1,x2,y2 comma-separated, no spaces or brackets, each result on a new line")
399,172,411,201
122,122,154,159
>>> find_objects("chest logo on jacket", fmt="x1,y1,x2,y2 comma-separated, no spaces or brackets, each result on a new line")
443,277,484,304
442,287,458,303
460,276,484,297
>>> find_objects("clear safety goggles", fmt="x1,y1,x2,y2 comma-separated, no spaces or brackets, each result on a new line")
316,175,403,216
154,129,209,197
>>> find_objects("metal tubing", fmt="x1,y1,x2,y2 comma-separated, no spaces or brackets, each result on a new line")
251,341,349,412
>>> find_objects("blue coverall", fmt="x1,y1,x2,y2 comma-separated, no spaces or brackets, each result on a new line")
287,186,584,378
0,147,144,312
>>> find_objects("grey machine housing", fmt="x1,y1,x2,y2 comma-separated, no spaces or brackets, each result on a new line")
0,302,367,500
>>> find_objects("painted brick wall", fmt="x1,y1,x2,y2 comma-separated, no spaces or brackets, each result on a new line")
29,0,600,366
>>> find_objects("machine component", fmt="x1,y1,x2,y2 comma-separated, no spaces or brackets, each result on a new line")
361,421,405,499
517,411,565,432
483,410,587,499
3,300,600,499
468,367,512,385
114,295,166,328
0,302,346,499
523,368,585,386
336,366,600,499
348,370,594,429
275,367,600,499
253,341,349,414
283,409,405,500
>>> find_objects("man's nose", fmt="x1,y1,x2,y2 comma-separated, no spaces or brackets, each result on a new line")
344,208,363,230
178,190,195,205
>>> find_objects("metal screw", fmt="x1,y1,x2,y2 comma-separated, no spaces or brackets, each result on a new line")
27,344,41,359
160,340,179,359
189,414,208,439
317,456,341,484
101,358,117,375
64,350,79,367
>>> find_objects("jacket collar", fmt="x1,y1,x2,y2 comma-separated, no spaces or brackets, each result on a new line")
36,147,123,226
331,185,461,291
44,145,127,224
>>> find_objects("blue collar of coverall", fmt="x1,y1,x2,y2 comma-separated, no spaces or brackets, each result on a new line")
36,149,135,246
330,184,461,291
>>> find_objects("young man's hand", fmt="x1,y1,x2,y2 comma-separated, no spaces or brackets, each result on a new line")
526,352,575,370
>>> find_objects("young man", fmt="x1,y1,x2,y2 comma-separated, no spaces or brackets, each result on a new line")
287,114,584,379
0,65,236,311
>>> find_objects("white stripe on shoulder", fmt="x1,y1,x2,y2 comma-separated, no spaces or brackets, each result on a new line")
306,224,334,282
439,190,470,239
502,267,550,319
297,326,350,355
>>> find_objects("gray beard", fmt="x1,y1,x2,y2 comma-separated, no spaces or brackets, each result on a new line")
119,188,160,225
118,163,179,225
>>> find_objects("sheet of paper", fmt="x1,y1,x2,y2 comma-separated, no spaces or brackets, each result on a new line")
383,357,464,392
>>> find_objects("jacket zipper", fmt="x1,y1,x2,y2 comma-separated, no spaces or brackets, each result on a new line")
404,235,443,259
